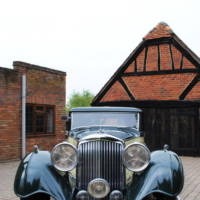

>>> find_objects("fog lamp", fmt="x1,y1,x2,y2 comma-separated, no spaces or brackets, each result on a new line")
109,190,123,200
76,190,89,200
88,178,110,198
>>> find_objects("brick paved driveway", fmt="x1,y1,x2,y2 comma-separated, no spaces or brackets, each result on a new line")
180,157,200,199
0,157,200,200
0,160,19,200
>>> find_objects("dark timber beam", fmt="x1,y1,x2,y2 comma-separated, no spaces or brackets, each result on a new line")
157,45,161,71
95,100,200,108
169,44,175,70
145,37,172,46
143,47,148,71
118,77,135,101
179,75,200,100
172,38,200,69
180,54,183,70
123,68,199,77
134,59,137,72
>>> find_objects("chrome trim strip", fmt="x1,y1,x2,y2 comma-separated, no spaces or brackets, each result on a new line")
80,133,124,144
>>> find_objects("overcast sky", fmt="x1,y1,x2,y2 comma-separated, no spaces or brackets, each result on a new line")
0,0,200,100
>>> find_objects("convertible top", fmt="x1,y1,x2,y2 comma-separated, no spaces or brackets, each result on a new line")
71,107,142,112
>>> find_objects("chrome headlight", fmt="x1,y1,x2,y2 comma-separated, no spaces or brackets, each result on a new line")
123,142,150,172
51,142,77,171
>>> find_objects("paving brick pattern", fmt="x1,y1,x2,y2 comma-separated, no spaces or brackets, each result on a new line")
0,157,200,200
0,161,19,200
180,157,200,200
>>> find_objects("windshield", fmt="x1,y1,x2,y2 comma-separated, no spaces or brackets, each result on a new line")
71,111,140,130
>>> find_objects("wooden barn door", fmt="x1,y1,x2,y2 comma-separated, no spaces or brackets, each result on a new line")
142,106,200,156
170,107,199,156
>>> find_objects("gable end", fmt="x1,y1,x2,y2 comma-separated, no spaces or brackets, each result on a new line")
92,23,200,105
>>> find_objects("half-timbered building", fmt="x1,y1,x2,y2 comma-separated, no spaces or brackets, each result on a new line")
92,22,200,156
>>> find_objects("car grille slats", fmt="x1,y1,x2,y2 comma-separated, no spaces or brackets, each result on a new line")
77,140,125,191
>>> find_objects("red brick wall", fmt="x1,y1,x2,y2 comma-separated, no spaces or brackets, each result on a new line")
146,45,158,71
123,73,195,100
101,81,130,102
14,62,66,153
0,68,21,161
0,62,66,161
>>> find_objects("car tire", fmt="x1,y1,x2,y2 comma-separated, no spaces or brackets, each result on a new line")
20,198,52,200
20,193,53,200
144,194,180,200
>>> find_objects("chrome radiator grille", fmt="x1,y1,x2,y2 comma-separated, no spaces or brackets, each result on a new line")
77,140,125,190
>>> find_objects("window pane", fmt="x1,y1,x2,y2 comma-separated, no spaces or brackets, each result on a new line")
36,115,45,132
26,104,55,135
26,105,33,133
47,107,54,133
36,106,44,112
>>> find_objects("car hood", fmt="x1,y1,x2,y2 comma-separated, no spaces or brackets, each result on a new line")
69,126,141,141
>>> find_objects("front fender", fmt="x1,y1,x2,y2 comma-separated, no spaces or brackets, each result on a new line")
14,150,72,200
127,150,184,200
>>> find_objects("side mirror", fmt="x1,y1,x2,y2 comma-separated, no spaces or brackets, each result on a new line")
61,115,71,132
61,115,68,120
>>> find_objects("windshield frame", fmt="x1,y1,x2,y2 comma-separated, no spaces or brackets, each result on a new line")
70,111,140,131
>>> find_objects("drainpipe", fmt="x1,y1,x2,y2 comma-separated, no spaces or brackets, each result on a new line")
22,75,26,158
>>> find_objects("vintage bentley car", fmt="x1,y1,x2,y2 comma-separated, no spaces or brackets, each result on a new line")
14,107,184,200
